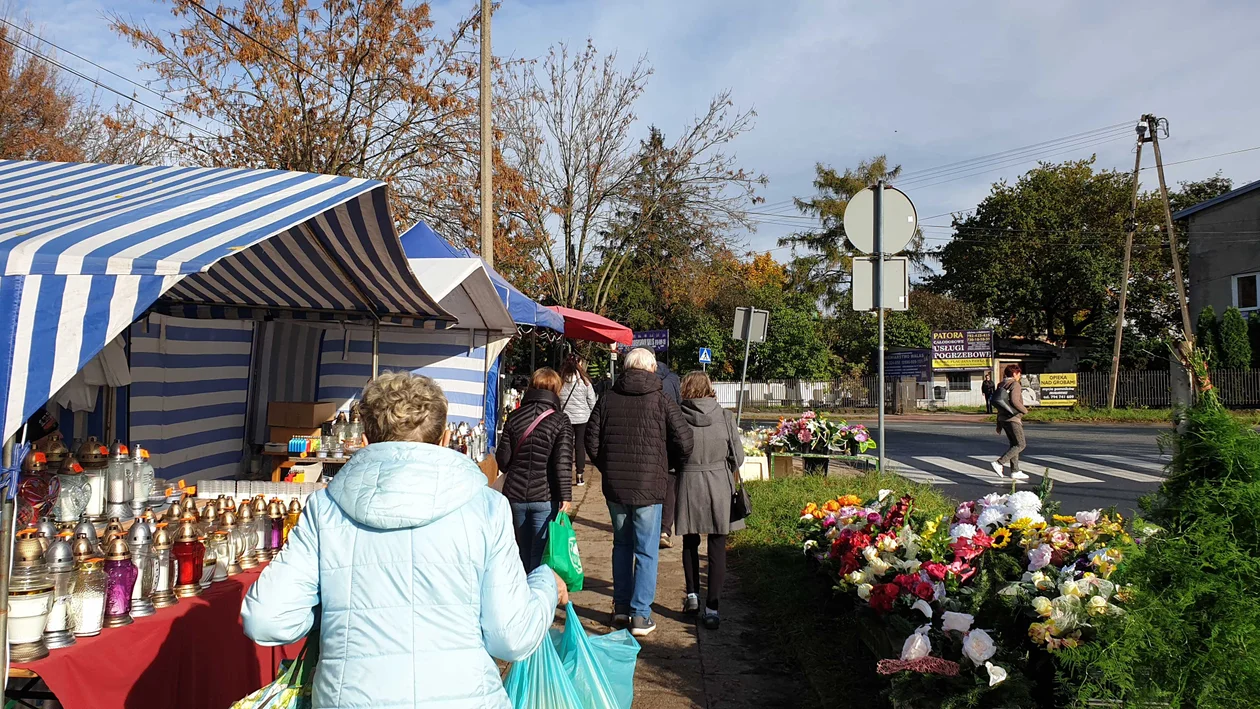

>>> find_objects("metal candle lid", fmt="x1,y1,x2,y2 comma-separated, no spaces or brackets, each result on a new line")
104,537,131,562
21,449,48,474
36,516,59,542
131,444,146,462
219,510,237,529
58,453,84,476
175,520,200,544
74,517,100,547
237,504,254,522
14,536,46,568
288,499,302,514
152,523,174,550
77,436,109,467
128,518,153,547
45,535,74,572
43,432,69,466
222,496,236,511
109,440,129,459
140,507,157,527
252,496,267,514
180,496,197,515
71,534,95,561
267,500,285,518
103,517,124,539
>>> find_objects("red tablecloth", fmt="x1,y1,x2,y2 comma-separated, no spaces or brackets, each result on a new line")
14,565,303,709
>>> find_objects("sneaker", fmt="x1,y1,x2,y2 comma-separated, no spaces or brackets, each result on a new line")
576,477,586,487
1011,471,1030,481
683,593,700,615
611,606,630,629
659,533,673,549
990,460,1005,477
630,616,657,637
701,608,720,630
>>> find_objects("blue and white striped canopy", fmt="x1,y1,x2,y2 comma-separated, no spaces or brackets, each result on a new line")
0,159,453,443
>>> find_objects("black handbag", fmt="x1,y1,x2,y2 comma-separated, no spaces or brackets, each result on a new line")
991,383,1017,417
726,425,752,523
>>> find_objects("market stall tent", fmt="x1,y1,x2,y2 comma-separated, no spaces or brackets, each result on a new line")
0,158,452,455
547,305,634,346
399,221,565,332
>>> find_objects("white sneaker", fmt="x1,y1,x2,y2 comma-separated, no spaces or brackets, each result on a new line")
990,460,1005,477
1012,471,1030,481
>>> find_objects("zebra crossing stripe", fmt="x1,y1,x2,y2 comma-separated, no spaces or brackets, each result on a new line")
967,456,1102,484
1082,454,1167,474
913,456,1008,486
1027,455,1164,484
885,459,956,485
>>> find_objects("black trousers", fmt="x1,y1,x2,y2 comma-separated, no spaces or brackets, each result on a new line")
572,422,587,480
682,534,728,609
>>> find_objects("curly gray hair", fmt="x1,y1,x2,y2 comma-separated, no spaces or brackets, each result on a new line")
358,371,448,444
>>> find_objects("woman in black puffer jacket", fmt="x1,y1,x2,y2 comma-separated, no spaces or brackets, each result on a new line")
496,367,574,571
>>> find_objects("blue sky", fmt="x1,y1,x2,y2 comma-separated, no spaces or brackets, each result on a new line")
14,0,1260,255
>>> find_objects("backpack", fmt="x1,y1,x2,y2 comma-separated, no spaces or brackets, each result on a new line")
990,383,1017,416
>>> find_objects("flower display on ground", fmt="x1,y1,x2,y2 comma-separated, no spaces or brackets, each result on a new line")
797,484,1134,701
769,411,877,455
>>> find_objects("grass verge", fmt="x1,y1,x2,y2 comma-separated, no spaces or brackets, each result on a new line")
1017,406,1260,425
728,472,956,708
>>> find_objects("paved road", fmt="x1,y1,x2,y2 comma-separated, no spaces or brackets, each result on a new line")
878,421,1169,517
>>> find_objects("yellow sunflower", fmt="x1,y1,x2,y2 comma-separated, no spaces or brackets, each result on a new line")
991,528,1012,548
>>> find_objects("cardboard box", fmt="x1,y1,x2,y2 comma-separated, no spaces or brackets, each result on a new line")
267,402,339,429
269,426,322,445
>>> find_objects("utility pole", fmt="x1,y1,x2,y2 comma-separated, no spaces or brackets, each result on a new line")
1146,114,1193,342
1108,121,1149,409
479,0,494,268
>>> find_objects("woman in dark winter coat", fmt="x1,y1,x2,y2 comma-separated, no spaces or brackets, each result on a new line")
674,371,743,630
496,368,574,571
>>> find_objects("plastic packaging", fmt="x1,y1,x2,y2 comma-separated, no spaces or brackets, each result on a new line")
542,513,584,592
504,602,640,709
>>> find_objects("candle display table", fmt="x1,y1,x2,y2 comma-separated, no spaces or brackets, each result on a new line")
9,565,301,709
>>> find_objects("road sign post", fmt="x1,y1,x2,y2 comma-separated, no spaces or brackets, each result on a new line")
732,308,769,428
844,182,916,477
699,347,713,372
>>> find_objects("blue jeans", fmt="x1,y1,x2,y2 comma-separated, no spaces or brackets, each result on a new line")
607,502,663,620
511,501,559,572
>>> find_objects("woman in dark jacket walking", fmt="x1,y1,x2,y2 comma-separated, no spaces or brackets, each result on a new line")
675,371,744,630
497,368,574,571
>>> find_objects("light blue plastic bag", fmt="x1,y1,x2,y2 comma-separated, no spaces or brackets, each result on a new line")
505,602,641,709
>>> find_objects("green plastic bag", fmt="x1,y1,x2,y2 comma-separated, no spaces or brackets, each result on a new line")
542,512,584,592
232,629,320,709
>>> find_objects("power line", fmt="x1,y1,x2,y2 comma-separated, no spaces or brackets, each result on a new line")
1139,144,1260,170
896,122,1133,180
897,131,1132,188
0,17,171,102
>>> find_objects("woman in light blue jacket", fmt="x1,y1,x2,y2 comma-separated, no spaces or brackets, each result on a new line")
243,372,567,708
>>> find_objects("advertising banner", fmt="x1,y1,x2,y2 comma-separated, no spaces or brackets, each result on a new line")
618,329,669,354
931,330,994,370
1038,372,1078,407
886,349,931,381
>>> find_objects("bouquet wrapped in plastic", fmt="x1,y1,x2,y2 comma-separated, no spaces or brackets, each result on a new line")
232,632,319,709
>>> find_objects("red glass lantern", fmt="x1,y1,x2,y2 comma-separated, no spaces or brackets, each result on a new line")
171,521,204,598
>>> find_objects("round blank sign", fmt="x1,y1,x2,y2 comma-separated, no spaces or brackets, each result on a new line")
842,185,917,254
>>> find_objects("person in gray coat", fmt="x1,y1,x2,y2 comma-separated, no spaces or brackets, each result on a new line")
675,371,744,630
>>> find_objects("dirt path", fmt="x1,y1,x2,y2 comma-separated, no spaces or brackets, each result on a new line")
565,466,816,709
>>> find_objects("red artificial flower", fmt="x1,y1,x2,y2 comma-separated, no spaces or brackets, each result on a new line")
922,561,948,582
946,559,977,583
912,580,935,601
883,495,914,531
838,552,862,576
868,583,900,615
1050,547,1073,567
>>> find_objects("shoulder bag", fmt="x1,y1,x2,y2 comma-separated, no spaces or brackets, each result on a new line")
991,383,1017,417
725,422,752,523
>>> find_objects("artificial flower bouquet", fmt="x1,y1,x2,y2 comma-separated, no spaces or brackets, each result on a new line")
798,488,1134,704
741,428,771,458
768,412,875,456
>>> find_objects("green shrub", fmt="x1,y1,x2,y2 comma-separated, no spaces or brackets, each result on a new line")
1220,306,1252,370
1057,393,1260,707
1195,304,1220,366
1249,312,1260,368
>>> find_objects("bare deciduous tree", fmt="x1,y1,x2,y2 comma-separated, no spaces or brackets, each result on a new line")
501,40,765,310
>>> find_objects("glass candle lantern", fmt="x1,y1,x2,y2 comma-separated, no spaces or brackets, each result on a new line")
209,531,231,582
198,502,219,538
77,437,109,521
69,558,107,637
102,538,137,628
73,517,101,556
284,499,302,544
54,454,90,524
129,446,153,517
43,535,76,649
104,441,135,521
251,497,271,563
127,520,156,618
150,525,178,609
199,536,218,589
235,504,259,570
171,521,204,598
217,511,244,576
42,432,70,469
9,537,54,662
267,500,286,559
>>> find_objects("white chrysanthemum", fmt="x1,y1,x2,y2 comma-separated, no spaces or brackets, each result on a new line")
949,523,978,541
1007,491,1041,513
976,506,1008,530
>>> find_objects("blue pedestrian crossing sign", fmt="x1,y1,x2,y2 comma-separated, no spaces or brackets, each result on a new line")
698,347,713,364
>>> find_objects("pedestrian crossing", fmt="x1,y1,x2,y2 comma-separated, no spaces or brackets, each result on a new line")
882,452,1167,488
